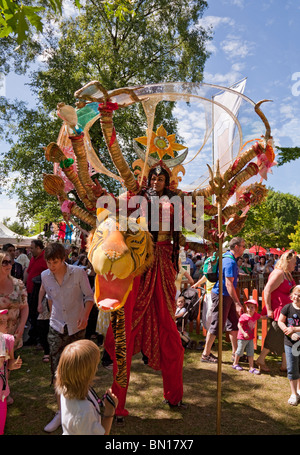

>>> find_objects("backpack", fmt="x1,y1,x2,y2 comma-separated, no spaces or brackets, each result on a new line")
203,252,235,283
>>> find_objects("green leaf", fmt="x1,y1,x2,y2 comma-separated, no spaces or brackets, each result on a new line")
22,6,44,32
48,0,63,15
276,146,300,166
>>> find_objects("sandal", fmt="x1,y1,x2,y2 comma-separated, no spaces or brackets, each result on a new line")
232,364,243,371
255,360,270,372
249,368,260,375
201,353,218,363
42,355,50,363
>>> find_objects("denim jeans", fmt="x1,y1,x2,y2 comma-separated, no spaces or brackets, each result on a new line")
285,343,300,381
236,338,254,357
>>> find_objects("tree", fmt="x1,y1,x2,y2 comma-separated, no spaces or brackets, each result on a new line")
289,221,300,252
2,216,30,235
276,146,300,166
239,189,300,249
0,0,82,44
0,0,211,223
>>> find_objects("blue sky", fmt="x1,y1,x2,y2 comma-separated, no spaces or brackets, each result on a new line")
199,0,300,194
1,0,300,222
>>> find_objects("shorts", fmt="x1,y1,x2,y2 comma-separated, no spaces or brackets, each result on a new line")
48,325,86,381
208,292,239,336
236,338,255,357
263,320,284,356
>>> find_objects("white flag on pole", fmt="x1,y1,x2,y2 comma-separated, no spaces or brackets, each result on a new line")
212,78,247,174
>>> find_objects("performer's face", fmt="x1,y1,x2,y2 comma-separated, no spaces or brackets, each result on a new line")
150,174,166,196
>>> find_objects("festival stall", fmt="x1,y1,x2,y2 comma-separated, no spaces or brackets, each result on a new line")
0,222,42,247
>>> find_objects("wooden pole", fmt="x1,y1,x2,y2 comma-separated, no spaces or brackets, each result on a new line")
216,160,223,435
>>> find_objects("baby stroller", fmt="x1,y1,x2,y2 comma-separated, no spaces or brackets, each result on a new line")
177,286,205,348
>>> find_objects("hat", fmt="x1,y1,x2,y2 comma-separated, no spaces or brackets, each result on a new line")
244,299,258,307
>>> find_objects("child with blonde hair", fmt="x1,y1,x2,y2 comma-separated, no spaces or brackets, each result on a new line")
0,309,22,434
278,285,300,406
55,339,118,435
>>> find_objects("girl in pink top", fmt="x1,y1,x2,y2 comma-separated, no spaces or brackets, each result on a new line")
232,300,267,374
0,310,22,435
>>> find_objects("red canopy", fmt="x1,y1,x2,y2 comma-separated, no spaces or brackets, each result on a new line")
269,248,284,256
249,245,267,256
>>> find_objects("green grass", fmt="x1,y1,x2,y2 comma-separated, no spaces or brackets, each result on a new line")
5,337,300,436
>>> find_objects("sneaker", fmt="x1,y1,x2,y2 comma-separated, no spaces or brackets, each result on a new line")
249,368,260,375
44,411,61,432
288,395,299,406
232,364,243,371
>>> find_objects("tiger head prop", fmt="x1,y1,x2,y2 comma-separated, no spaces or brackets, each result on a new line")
88,209,154,313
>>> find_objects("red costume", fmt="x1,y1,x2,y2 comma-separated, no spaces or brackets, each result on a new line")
105,240,184,416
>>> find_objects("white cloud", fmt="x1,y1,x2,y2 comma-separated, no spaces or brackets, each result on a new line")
198,15,235,30
272,117,300,147
231,0,245,6
221,36,255,59
279,104,296,120
203,70,243,86
231,62,246,72
222,0,245,7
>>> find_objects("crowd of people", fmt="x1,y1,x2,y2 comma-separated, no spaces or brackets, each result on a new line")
0,236,300,435
0,239,116,435
180,242,300,405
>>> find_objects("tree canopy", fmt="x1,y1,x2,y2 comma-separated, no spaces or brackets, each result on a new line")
0,0,211,223
239,189,300,249
276,146,300,166
289,221,300,252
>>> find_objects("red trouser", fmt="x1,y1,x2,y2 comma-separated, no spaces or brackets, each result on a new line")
106,270,184,416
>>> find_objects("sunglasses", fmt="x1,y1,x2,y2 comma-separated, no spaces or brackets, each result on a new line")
286,250,295,258
2,260,12,266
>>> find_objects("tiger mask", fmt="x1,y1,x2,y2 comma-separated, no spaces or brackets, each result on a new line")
88,209,154,313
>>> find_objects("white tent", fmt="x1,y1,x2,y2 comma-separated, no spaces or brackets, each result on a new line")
0,222,42,247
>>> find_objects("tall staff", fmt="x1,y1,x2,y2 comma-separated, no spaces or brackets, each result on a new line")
215,160,224,435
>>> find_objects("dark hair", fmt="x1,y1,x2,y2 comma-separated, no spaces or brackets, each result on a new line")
3,243,15,251
44,243,66,261
147,165,170,188
31,239,44,250
77,254,87,265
